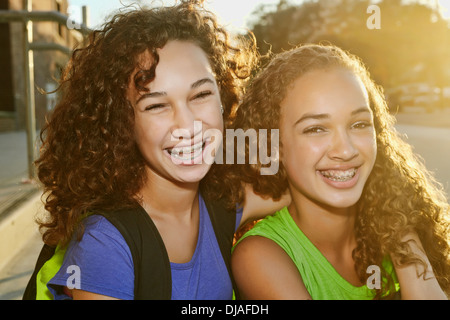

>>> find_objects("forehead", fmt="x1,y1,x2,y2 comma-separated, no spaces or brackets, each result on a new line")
128,41,216,100
156,40,213,74
280,68,370,117
131,41,215,89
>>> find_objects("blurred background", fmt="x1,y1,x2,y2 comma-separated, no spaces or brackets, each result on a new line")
0,0,449,299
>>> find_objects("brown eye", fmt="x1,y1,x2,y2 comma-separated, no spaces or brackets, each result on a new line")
145,104,166,111
303,126,326,134
351,121,373,130
192,91,212,100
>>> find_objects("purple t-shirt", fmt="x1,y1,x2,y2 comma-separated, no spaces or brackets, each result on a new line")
48,194,242,300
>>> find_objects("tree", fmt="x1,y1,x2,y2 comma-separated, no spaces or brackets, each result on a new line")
249,0,450,94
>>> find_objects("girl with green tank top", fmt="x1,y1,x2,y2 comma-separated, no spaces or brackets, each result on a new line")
230,44,450,300
234,207,398,299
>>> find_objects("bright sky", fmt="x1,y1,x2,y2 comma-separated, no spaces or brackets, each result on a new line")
67,0,280,30
68,0,450,30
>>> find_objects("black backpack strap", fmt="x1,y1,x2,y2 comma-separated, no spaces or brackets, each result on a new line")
96,206,172,300
203,196,237,292
23,198,236,300
102,197,236,300
22,244,56,300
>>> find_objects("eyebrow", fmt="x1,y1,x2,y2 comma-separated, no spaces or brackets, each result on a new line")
136,77,215,104
294,106,371,126
191,77,215,89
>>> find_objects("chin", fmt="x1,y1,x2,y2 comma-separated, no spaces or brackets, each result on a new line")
323,193,362,210
174,163,212,184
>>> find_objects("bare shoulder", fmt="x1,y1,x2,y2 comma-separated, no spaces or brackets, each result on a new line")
233,235,285,263
72,289,119,300
232,235,311,299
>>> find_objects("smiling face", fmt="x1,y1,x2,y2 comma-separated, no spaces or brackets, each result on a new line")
128,40,224,186
280,68,377,211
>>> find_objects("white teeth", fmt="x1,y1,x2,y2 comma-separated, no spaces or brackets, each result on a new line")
170,142,203,155
168,141,204,160
320,168,357,182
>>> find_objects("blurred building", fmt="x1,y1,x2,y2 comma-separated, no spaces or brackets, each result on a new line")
0,0,83,132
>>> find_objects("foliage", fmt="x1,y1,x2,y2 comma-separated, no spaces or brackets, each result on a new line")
249,0,450,90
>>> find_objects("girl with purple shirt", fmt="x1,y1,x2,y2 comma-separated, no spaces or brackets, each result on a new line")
34,1,288,300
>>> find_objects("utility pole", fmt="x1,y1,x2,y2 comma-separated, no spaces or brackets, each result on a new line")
23,0,36,180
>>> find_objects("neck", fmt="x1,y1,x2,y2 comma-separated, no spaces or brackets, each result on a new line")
138,167,200,218
288,194,357,256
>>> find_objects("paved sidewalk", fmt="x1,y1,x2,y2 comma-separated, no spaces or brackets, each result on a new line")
0,130,40,218
0,231,42,300
0,130,43,300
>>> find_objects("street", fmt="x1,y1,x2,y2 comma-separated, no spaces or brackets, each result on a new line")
396,124,450,199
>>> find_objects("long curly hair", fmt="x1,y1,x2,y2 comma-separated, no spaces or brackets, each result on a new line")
35,0,258,247
231,43,450,298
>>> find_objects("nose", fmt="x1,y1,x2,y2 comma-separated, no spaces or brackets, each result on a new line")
327,129,359,161
171,103,201,141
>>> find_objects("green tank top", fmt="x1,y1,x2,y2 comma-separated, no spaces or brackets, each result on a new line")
234,207,399,300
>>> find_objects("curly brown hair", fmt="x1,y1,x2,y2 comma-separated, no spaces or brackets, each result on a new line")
231,43,450,298
35,0,258,247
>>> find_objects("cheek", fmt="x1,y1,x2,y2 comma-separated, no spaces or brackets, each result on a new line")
198,107,224,130
281,136,325,174
356,134,377,165
134,117,165,152
211,113,224,133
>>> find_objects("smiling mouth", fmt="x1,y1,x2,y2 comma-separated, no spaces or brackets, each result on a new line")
166,140,206,161
319,168,358,182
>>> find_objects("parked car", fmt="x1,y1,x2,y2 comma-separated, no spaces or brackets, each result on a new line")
387,83,441,113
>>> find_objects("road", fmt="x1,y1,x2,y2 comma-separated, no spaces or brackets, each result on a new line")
395,124,450,199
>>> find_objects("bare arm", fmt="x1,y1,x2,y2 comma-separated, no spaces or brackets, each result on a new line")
392,232,447,300
71,289,120,300
240,184,291,229
231,235,311,299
